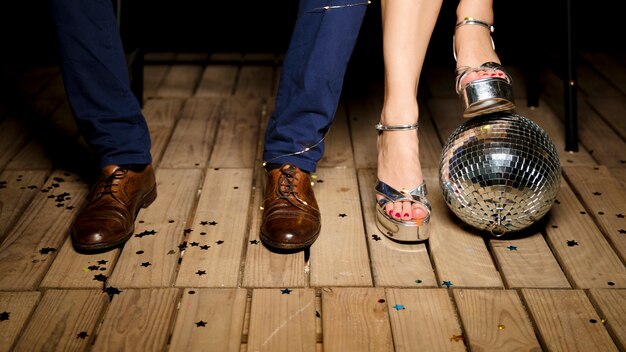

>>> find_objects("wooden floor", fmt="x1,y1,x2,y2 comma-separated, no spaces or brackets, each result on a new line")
0,52,625,351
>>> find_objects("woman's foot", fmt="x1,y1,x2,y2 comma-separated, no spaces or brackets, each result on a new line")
454,18,504,87
376,123,429,223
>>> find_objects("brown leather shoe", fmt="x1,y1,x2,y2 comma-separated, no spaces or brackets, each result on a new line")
71,164,157,252
260,164,321,250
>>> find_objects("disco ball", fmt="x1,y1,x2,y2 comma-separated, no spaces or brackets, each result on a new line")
439,112,560,236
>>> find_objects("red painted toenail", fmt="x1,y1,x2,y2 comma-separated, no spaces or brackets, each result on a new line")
395,212,401,217
389,210,394,215
403,213,410,217
491,73,497,76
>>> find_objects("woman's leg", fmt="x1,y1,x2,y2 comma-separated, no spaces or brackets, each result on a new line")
454,0,503,86
377,0,442,221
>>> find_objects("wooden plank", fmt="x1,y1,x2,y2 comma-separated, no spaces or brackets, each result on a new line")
195,65,238,97
109,169,202,288
317,103,354,168
159,98,222,169
0,171,88,290
0,170,48,242
580,52,626,96
175,168,252,287
155,64,203,98
575,100,626,168
521,289,619,352
453,289,541,351
91,288,179,351
15,65,60,97
425,168,503,288
0,116,29,170
242,169,306,288
417,102,444,168
13,290,107,351
4,139,54,171
209,97,263,168
0,292,40,352
169,288,247,352
563,166,626,262
588,289,626,351
234,65,274,98
425,98,464,143
143,65,169,100
347,83,382,168
515,103,596,166
386,289,464,351
357,169,437,287
609,167,626,189
247,289,316,352
310,168,372,287
321,287,393,351
587,97,626,140
142,99,185,167
544,180,626,288
490,233,570,288
39,236,118,289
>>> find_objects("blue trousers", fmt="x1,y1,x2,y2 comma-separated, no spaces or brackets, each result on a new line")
263,0,367,172
50,0,152,169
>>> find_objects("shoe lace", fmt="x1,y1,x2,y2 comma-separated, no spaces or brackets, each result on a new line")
95,168,129,198
276,165,310,208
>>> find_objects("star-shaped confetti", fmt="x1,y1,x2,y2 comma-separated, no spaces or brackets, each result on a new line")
200,245,210,250
216,240,224,245
104,287,122,297
0,311,9,321
619,229,626,234
567,240,579,247
196,270,206,276
178,242,188,251
209,221,218,226
134,229,157,238
140,262,151,267
250,240,260,245
392,304,405,310
506,245,518,251
87,265,100,271
77,331,88,339
98,260,108,265
200,221,209,226
190,242,199,247
415,279,422,284
183,228,192,234
593,192,602,196
338,213,347,218
93,274,108,282
442,281,453,287
39,247,56,254
617,214,624,218
195,321,207,327
372,234,382,241
281,288,292,294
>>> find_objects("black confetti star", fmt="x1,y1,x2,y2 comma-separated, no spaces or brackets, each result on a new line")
190,242,199,247
567,240,579,247
281,288,292,294
93,274,108,282
39,247,56,254
0,311,9,321
200,232,206,236
216,240,224,245
200,245,210,250
200,221,209,225
617,214,625,218
66,206,75,210
140,262,151,267
0,181,7,189
98,260,108,265
77,331,89,339
104,287,122,297
88,265,100,271
593,192,602,196
250,240,260,245
338,213,347,217
28,185,37,189
134,229,157,238
195,320,207,327
620,229,626,234
53,177,65,183
371,234,382,241
317,179,324,183
178,242,188,251
209,221,218,226
315,311,321,318
196,270,206,276
183,228,192,234
56,203,64,208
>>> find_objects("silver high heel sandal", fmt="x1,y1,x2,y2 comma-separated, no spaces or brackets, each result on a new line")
454,17,515,118
374,122,431,242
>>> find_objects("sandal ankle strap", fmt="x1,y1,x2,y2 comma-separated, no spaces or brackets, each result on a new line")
375,122,419,132
453,17,495,62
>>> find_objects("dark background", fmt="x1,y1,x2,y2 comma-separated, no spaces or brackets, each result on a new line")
0,1,618,72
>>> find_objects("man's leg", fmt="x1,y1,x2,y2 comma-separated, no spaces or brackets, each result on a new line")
50,0,156,252
261,0,368,250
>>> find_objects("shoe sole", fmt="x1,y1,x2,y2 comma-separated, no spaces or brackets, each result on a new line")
72,185,158,253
